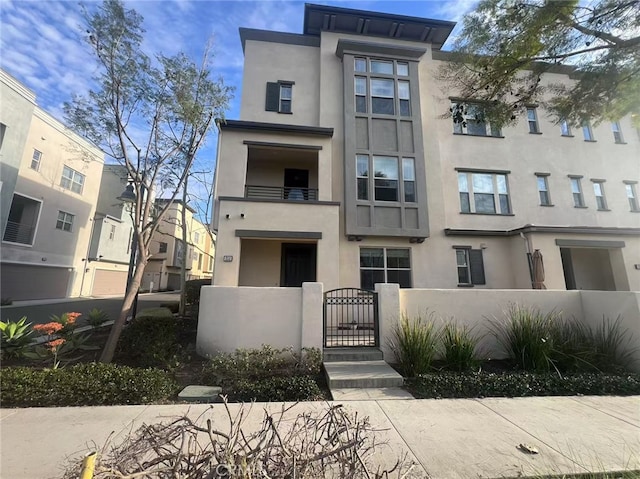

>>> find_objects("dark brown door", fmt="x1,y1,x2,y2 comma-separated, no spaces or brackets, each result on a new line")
281,243,316,287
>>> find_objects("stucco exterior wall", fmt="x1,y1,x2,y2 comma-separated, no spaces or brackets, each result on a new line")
1,106,104,299
239,239,283,286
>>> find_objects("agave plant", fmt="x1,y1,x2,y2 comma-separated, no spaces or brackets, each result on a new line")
0,317,34,358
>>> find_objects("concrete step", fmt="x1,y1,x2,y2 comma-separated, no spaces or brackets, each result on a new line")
330,388,414,401
323,347,383,362
323,360,404,389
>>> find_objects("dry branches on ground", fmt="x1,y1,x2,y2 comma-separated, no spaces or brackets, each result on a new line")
62,399,418,479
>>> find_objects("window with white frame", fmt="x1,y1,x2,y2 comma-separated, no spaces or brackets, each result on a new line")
582,122,595,141
279,84,292,113
373,156,398,201
355,77,367,113
402,158,416,202
360,247,411,290
56,211,74,232
625,182,639,212
60,165,85,194
31,149,42,171
458,171,511,214
455,247,485,286
194,231,200,243
356,154,369,200
397,62,409,76
265,81,293,113
560,119,572,136
354,58,412,117
611,122,624,143
592,180,608,210
398,81,410,117
354,57,367,72
536,174,552,206
109,224,116,240
452,102,502,137
370,59,393,74
526,107,540,133
570,177,585,207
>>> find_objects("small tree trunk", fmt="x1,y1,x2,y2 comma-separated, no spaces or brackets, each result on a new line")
179,177,189,317
99,255,147,363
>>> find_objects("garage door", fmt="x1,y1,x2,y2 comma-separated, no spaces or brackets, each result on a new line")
0,263,71,300
92,269,128,296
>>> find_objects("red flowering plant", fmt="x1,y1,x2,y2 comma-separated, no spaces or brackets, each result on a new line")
30,322,67,368
50,312,82,337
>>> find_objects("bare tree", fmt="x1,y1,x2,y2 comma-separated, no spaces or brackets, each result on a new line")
64,0,233,362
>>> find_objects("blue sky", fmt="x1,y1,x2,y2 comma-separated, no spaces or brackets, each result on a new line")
1,0,477,216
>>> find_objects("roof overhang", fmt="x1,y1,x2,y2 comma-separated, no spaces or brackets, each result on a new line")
304,3,456,50
216,119,334,137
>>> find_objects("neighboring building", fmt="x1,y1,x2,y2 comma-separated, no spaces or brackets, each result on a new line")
80,164,135,297
142,199,213,291
211,3,639,293
0,70,104,300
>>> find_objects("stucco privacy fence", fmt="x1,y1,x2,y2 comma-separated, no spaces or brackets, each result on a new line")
196,283,640,372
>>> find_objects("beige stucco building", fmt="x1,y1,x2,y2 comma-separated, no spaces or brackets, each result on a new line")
0,70,104,300
210,4,639,295
142,199,213,292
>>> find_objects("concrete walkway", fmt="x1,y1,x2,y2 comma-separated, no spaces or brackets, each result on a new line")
1,396,638,478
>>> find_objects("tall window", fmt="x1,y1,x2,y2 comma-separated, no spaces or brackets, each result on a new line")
56,211,74,232
31,149,42,171
360,247,411,290
570,177,585,207
611,122,624,143
194,232,200,243
458,171,511,214
109,224,116,240
355,77,367,113
402,158,416,202
356,154,369,200
536,174,551,206
452,102,501,137
398,81,410,117
582,122,595,141
373,156,398,201
560,120,572,136
60,165,85,194
455,247,485,286
592,181,608,210
625,182,639,212
526,107,540,133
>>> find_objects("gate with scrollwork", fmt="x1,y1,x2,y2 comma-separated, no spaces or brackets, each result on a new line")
323,288,379,348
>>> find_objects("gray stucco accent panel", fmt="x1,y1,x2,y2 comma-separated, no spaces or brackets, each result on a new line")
239,28,320,53
343,52,429,238
555,239,625,248
336,40,427,60
243,140,322,151
235,230,322,239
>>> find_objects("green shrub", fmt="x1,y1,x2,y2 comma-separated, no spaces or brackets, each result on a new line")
201,345,322,386
408,371,640,399
160,302,180,314
388,313,439,378
490,305,559,372
135,307,173,319
0,363,177,407
184,279,210,307
441,323,479,372
86,308,110,328
0,317,34,358
117,315,180,368
589,315,636,371
228,376,323,402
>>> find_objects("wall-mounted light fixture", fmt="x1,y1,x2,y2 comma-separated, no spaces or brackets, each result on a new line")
240,213,245,218
225,214,230,219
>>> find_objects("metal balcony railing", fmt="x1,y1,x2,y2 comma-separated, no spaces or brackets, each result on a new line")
245,185,318,201
3,221,36,244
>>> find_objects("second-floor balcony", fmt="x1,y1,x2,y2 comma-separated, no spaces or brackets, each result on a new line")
3,221,36,245
245,185,319,201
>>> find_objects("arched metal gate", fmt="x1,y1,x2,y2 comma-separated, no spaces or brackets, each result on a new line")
323,288,379,348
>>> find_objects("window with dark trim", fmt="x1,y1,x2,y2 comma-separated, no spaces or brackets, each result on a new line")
455,247,485,286
625,182,639,211
56,211,74,232
60,165,85,194
592,180,608,210
526,107,540,133
265,82,293,113
360,247,411,290
536,174,551,206
158,242,168,253
611,122,624,143
570,177,585,207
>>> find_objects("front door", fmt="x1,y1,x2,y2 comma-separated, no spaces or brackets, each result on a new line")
284,169,309,200
281,243,316,287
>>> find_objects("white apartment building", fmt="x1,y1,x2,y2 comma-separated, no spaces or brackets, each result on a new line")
210,4,639,295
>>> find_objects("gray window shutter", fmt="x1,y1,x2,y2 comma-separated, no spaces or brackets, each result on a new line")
265,82,279,111
469,249,486,285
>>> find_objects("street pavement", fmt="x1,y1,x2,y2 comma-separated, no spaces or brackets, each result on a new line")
0,291,181,325
1,395,638,478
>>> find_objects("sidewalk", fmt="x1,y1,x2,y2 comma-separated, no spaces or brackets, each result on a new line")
1,395,638,478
